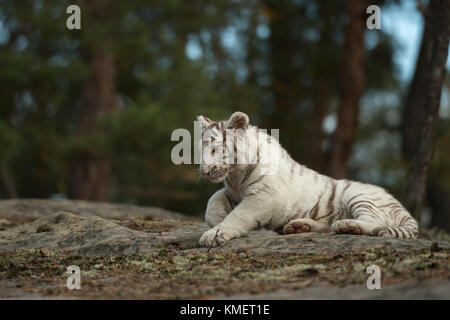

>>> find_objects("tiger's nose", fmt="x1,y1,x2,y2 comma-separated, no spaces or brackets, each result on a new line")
199,168,209,177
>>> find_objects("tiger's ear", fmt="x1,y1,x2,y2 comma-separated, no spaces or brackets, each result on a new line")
196,115,213,128
226,111,249,130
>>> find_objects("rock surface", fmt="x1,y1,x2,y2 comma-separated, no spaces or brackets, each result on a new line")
0,211,204,255
0,199,189,223
1,211,448,256
0,200,449,299
219,279,450,300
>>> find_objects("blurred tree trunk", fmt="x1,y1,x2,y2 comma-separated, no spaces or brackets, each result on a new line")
68,1,119,201
245,7,259,86
266,1,299,129
328,0,367,179
403,0,450,222
427,180,450,232
68,51,118,201
309,81,329,172
0,163,18,198
308,2,333,173
401,2,433,159
261,0,308,164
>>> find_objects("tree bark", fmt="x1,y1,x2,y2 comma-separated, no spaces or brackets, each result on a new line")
68,48,118,201
266,0,299,127
404,0,450,222
309,81,329,172
401,3,433,160
0,163,18,198
245,7,259,86
308,2,333,173
427,180,450,232
67,1,119,201
328,0,367,179
261,0,307,164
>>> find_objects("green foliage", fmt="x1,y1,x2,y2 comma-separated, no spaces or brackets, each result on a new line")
0,0,424,216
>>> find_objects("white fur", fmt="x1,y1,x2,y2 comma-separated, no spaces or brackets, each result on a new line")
198,112,419,247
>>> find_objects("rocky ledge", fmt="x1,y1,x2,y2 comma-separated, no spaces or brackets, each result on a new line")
0,200,449,299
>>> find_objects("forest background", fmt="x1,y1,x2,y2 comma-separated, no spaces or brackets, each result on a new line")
0,0,449,231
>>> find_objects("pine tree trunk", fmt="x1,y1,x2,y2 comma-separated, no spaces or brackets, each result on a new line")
266,1,299,128
328,0,367,179
427,180,450,232
404,0,450,222
308,2,333,173
0,162,18,198
309,81,329,172
401,3,433,160
68,48,118,201
67,1,119,201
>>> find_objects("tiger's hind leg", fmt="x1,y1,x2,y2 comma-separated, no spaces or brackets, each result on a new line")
331,205,382,235
331,182,418,238
283,218,330,234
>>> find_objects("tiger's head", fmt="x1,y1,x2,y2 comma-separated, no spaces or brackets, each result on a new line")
197,111,251,183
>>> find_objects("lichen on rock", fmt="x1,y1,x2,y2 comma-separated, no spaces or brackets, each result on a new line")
0,200,449,299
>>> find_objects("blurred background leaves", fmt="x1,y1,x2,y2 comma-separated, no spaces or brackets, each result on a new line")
0,0,449,231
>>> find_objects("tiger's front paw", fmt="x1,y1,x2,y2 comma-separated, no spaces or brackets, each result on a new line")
199,227,238,247
283,219,312,234
282,218,330,234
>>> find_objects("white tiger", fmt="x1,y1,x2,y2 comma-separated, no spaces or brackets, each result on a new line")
197,111,419,247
